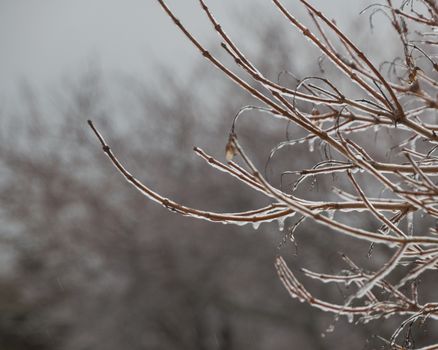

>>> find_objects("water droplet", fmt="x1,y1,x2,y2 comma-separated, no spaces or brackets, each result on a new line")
326,324,335,333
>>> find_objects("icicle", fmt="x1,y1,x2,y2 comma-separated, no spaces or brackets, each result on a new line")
233,220,250,227
252,221,261,230
308,137,315,152
407,211,414,236
278,217,286,231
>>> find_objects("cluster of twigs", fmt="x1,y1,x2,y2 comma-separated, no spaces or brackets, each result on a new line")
89,1,438,348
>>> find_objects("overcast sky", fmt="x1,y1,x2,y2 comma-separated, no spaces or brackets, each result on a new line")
0,0,368,100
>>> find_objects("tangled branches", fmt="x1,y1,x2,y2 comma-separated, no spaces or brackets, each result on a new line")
89,1,438,348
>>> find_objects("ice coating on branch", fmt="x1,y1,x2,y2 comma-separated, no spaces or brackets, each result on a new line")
349,244,409,300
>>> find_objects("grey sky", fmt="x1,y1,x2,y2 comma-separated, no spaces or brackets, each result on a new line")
0,1,368,100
